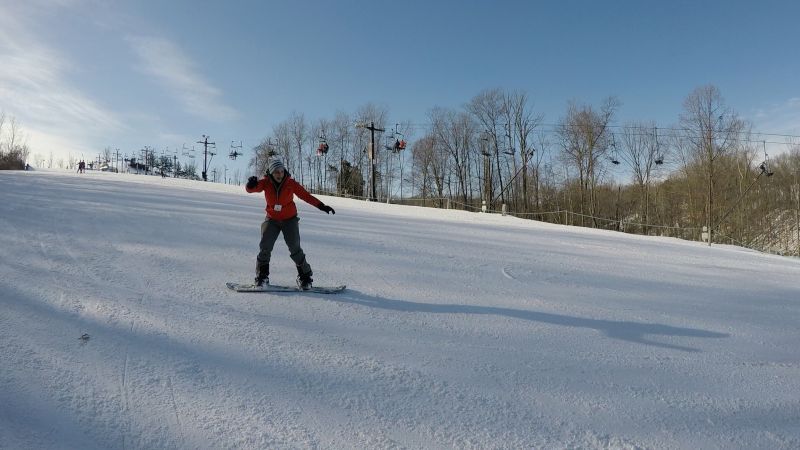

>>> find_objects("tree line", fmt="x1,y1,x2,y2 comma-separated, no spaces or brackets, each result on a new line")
0,112,30,170
249,85,800,256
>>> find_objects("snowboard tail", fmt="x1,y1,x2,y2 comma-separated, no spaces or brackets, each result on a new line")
226,282,345,294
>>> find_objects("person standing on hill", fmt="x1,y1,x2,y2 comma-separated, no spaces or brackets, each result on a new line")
245,157,335,290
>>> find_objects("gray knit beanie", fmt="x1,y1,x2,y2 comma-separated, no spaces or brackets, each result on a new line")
267,157,285,174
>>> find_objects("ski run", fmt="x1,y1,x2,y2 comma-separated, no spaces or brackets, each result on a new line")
1,169,799,449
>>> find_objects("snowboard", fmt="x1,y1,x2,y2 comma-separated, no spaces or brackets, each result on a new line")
226,282,346,294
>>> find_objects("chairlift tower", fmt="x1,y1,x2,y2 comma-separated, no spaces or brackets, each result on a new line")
113,148,122,173
197,134,216,181
355,121,385,201
316,134,329,192
140,146,154,174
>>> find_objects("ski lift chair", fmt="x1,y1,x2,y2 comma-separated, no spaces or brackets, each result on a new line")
759,162,774,177
609,136,620,164
317,141,329,157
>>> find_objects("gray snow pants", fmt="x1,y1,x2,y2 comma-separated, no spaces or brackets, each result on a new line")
256,216,312,277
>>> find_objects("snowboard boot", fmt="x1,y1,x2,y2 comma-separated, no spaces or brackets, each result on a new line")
255,265,269,287
254,275,269,287
296,267,313,291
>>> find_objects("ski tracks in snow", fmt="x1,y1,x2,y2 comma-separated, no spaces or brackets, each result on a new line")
42,199,188,448
119,293,144,450
166,376,185,443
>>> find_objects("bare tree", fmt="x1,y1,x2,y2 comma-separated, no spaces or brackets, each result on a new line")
288,112,308,184
729,134,759,241
330,111,353,194
0,111,6,154
556,97,620,224
530,131,552,210
273,120,293,171
310,118,332,192
504,91,543,212
384,120,414,202
410,135,437,200
7,116,22,152
679,85,746,244
232,168,242,185
429,107,478,205
0,114,31,170
618,122,662,230
251,135,279,175
468,89,508,207
184,161,198,179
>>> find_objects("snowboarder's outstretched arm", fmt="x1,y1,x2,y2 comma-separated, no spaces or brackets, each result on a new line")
290,179,335,214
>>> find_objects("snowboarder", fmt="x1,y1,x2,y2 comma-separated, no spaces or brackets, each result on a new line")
245,157,335,290
78,161,86,173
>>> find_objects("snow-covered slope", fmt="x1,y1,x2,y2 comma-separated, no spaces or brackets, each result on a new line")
1,170,799,449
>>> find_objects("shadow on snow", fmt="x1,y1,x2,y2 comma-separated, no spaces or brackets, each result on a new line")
332,290,729,352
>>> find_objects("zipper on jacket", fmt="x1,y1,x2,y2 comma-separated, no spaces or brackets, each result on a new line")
270,176,286,202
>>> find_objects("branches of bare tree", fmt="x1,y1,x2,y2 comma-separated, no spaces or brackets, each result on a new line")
679,85,747,244
241,86,799,255
0,112,30,170
556,97,620,225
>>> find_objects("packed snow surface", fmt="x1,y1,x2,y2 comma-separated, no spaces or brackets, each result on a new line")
1,170,799,449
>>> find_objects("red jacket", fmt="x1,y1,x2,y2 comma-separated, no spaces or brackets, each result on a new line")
246,174,322,220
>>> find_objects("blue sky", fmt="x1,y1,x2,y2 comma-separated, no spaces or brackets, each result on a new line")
2,0,799,175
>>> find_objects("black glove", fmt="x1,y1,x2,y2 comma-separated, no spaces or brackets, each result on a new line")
317,203,335,214
246,176,258,189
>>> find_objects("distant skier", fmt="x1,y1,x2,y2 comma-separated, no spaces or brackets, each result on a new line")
78,161,86,173
245,157,335,290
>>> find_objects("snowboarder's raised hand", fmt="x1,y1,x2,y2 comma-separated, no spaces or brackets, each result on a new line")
246,176,258,189
317,203,335,215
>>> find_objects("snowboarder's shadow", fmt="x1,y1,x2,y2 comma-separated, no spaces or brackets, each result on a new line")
333,290,729,352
